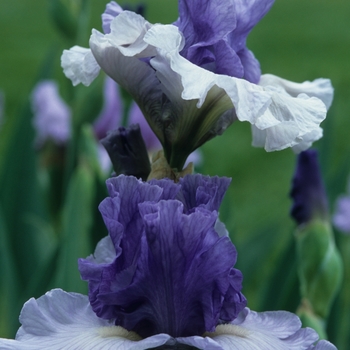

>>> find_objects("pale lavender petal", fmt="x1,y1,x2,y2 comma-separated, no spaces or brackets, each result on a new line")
179,308,318,350
308,340,338,350
102,1,123,34
93,77,123,139
0,289,170,349
61,46,100,86
31,80,71,146
333,195,350,233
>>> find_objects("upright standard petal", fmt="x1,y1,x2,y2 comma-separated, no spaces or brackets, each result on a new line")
0,289,170,350
79,175,246,339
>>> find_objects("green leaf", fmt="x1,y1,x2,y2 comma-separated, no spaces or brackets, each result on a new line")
0,205,20,337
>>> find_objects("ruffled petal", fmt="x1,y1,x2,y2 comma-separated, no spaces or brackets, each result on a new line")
0,289,170,350
145,24,328,153
308,339,338,350
251,88,327,152
259,74,334,110
61,46,100,86
79,175,245,338
178,308,318,350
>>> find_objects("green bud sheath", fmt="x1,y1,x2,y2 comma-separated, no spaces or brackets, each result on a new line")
295,220,343,319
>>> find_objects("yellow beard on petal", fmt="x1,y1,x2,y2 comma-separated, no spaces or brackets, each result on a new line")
97,325,142,341
204,324,251,339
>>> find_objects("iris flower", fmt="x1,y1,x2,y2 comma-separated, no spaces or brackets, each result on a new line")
0,175,337,349
333,179,350,234
62,0,333,170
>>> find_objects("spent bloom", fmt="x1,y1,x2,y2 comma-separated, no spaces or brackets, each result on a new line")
62,0,333,170
0,175,337,349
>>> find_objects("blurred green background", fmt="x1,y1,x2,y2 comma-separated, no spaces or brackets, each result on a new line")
1,0,350,348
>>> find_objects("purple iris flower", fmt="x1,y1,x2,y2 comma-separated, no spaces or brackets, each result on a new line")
174,0,274,83
290,150,329,225
79,174,246,338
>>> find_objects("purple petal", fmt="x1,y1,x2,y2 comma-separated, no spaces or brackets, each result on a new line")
175,0,274,82
79,175,245,338
176,0,237,65
290,150,329,225
229,0,275,52
178,174,231,213
93,77,122,139
102,1,123,34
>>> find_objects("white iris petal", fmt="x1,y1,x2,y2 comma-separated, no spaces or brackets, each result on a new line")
61,11,333,153
61,46,100,86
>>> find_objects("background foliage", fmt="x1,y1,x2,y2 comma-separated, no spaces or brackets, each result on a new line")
1,1,350,348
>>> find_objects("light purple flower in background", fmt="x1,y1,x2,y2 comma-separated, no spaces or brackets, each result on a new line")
31,80,71,146
62,0,333,170
333,180,350,234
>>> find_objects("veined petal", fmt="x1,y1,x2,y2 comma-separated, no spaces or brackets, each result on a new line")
61,46,100,86
178,308,319,350
308,340,338,350
79,175,246,339
0,289,170,350
89,16,163,144
145,24,328,153
252,88,327,152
